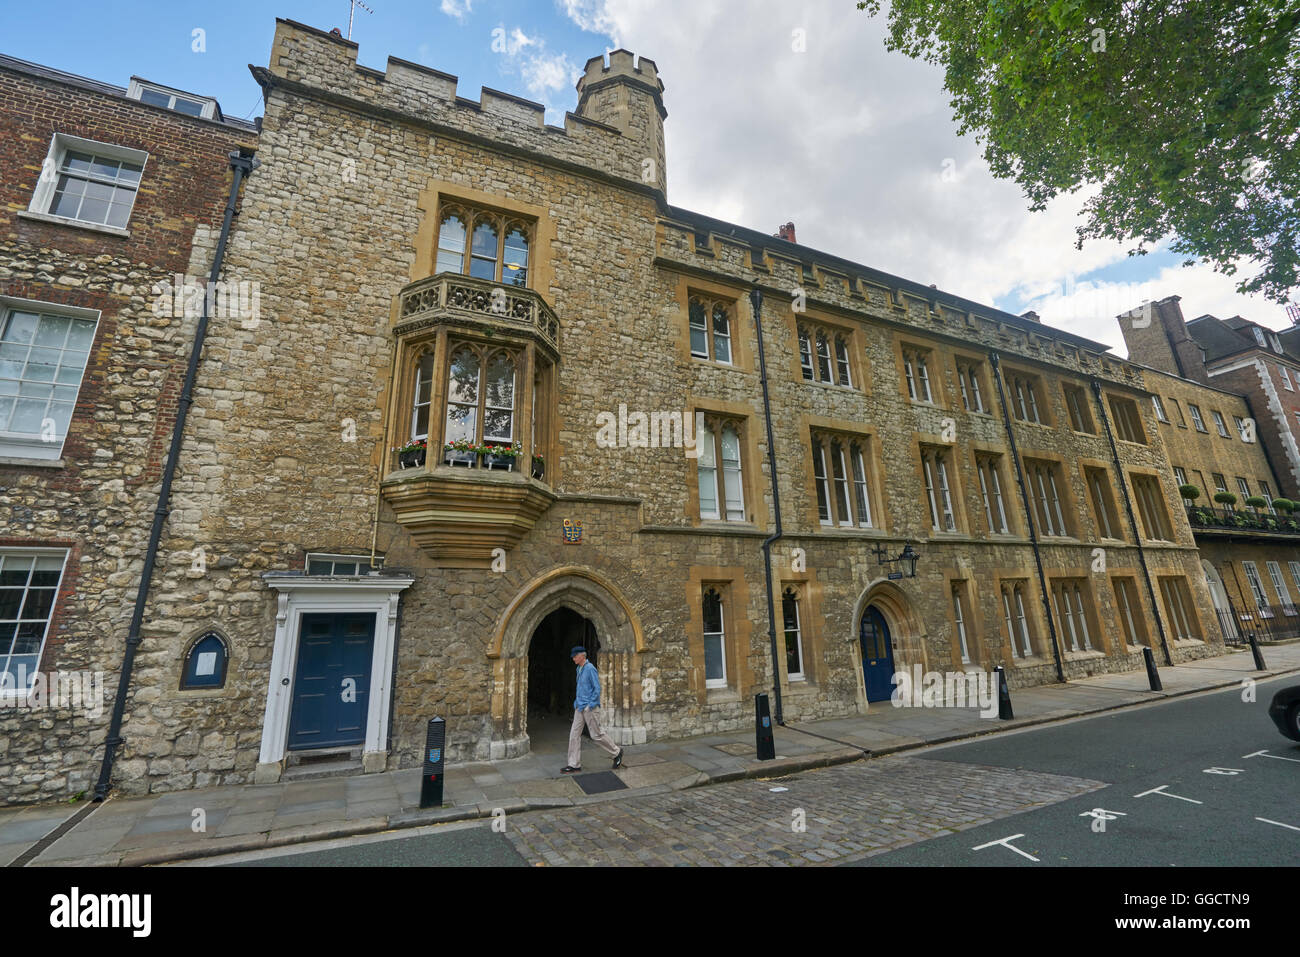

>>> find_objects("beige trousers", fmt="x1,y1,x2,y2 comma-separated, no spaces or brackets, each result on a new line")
567,707,621,767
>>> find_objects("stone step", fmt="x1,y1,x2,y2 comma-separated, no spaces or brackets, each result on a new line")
281,758,364,782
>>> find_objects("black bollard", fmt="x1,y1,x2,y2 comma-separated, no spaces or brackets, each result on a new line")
994,666,1014,720
1247,633,1267,671
1142,646,1163,691
755,693,775,760
419,717,446,809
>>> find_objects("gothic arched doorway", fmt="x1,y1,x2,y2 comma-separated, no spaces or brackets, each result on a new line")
487,567,647,759
527,608,600,754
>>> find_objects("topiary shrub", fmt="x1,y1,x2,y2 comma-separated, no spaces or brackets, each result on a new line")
1245,495,1268,511
1272,497,1294,515
1179,484,1201,502
1214,491,1238,507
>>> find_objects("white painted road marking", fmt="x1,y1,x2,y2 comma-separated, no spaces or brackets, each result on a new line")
1242,749,1300,763
1256,817,1300,832
1202,767,1245,775
1133,784,1202,804
972,833,1039,862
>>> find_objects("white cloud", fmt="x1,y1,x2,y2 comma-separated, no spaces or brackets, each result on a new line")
440,0,473,23
556,0,622,46
520,51,580,100
548,1,1277,356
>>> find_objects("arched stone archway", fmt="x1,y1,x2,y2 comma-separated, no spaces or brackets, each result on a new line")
1201,560,1238,642
850,578,929,713
488,567,646,759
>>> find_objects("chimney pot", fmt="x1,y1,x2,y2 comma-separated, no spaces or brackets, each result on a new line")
775,222,796,243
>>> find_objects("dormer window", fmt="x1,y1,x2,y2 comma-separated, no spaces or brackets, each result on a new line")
126,79,217,119
1252,327,1266,348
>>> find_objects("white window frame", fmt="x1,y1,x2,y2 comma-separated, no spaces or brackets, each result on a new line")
1188,403,1207,432
1281,365,1294,391
781,590,805,681
1266,561,1295,615
1161,578,1198,640
126,79,218,119
952,585,971,665
0,297,101,461
0,548,70,698
904,349,933,403
1089,469,1117,540
1152,395,1168,422
850,443,873,528
702,587,728,689
28,133,148,234
1259,481,1276,514
1288,561,1300,598
1242,561,1272,617
1212,410,1229,438
305,553,384,576
978,456,1008,534
1114,578,1144,650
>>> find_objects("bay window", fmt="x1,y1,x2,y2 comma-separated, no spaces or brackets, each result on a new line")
435,203,531,286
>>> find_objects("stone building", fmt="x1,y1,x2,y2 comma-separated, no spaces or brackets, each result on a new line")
1125,309,1300,644
0,54,257,803
1122,295,1300,498
4,21,1255,802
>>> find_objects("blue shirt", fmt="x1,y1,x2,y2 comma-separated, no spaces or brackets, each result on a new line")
574,660,600,710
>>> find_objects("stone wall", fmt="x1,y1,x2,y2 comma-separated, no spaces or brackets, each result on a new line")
0,60,255,804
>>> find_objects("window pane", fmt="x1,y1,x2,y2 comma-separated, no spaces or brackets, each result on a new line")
711,305,731,363
485,353,515,409
721,427,743,519
502,226,528,286
689,299,708,358
446,347,479,404
444,403,476,443
436,212,466,273
469,219,499,279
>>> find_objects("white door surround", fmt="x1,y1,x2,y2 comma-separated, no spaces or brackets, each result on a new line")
257,573,414,784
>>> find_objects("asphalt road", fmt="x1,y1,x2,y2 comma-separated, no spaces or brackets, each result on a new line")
854,673,1299,866
205,674,1298,867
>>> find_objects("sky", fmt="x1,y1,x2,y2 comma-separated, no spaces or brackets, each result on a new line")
5,0,1292,355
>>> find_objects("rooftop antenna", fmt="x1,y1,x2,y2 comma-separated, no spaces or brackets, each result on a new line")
348,0,373,40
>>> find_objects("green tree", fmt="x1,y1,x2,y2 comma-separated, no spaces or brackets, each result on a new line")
858,0,1300,301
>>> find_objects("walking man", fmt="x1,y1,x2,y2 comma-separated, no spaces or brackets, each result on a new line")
562,646,624,773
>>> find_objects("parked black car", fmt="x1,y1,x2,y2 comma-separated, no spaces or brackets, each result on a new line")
1268,685,1300,742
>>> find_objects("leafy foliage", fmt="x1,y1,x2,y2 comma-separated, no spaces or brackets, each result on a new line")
857,0,1300,301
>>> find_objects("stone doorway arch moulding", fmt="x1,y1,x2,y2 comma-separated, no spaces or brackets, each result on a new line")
489,566,647,759
849,577,930,715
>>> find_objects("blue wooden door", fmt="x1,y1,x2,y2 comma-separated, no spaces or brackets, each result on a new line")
287,612,375,750
859,605,896,703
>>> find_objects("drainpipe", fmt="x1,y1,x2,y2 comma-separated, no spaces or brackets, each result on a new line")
1090,378,1173,665
93,149,259,801
988,352,1065,681
750,287,784,724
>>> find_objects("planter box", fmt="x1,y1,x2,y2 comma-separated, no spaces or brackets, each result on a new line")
483,453,518,471
398,448,426,469
531,459,544,480
444,450,478,467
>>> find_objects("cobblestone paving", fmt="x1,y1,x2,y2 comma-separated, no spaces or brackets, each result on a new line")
504,756,1107,866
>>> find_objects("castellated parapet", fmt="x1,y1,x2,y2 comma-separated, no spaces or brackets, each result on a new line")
259,19,667,196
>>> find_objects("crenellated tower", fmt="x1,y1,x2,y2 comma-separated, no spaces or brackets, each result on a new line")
575,49,667,196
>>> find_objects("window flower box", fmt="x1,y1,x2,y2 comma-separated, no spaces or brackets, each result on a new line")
531,453,545,480
482,442,521,471
443,438,478,467
394,439,427,469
